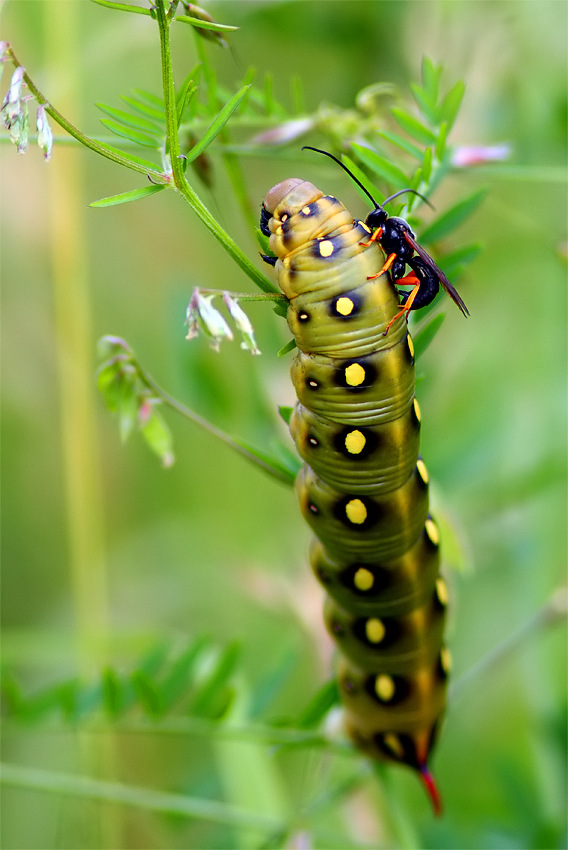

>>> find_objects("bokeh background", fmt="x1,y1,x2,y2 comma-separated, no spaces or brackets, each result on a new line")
1,1,566,848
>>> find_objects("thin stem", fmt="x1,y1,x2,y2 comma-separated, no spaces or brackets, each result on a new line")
450,586,568,700
138,366,295,487
153,0,278,295
4,45,165,180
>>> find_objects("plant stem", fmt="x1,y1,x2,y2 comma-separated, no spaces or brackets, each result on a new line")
153,0,278,294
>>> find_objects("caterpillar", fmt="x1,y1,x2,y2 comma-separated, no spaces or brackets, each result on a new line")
260,170,466,814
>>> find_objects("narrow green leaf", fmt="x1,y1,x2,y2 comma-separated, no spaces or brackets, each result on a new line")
421,57,441,107
97,103,164,136
412,313,445,359
391,107,437,145
161,639,210,711
89,184,167,208
176,82,198,129
442,242,483,272
435,121,449,161
190,643,240,718
297,680,340,729
121,94,165,123
410,83,438,126
139,404,174,468
352,143,409,190
419,188,486,243
278,406,293,425
174,15,238,33
277,339,296,357
102,667,126,717
422,146,433,183
133,89,165,109
186,85,250,162
437,79,466,130
376,129,423,161
89,139,159,171
100,118,161,148
90,0,152,15
131,670,163,716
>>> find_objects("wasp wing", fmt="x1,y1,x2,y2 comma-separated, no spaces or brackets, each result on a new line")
402,232,470,317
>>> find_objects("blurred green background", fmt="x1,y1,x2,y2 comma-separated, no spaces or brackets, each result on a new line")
1,1,566,848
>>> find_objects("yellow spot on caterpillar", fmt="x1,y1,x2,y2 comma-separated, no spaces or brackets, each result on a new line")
318,239,334,257
336,296,354,316
301,205,311,215
365,618,385,643
345,363,366,386
281,213,288,222
345,498,367,524
375,674,395,702
407,334,415,358
354,567,374,591
413,398,421,423
425,518,439,546
440,646,452,674
308,379,318,388
416,458,429,484
345,429,366,454
436,577,448,607
383,732,404,758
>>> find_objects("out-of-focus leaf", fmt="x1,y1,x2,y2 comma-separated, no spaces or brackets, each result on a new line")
186,85,250,162
352,143,409,190
89,184,167,208
391,107,437,145
100,118,161,148
419,188,486,243
412,313,445,359
160,639,211,711
278,406,293,425
139,402,174,468
131,670,163,717
96,103,164,136
297,680,340,729
190,642,240,719
376,129,423,161
437,79,466,130
121,94,165,123
90,0,152,15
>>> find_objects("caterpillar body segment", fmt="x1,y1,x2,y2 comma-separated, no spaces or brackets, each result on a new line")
261,179,448,814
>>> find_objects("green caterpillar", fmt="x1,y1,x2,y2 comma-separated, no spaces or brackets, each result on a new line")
260,175,462,814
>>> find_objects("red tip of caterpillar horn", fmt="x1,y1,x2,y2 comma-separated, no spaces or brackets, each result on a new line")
419,764,442,816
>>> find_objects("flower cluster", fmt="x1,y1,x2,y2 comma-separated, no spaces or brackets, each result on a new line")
185,289,260,355
1,43,53,160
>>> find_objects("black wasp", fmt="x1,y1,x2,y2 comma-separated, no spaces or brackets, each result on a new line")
302,147,469,331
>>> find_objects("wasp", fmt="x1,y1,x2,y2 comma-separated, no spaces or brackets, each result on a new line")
303,147,469,333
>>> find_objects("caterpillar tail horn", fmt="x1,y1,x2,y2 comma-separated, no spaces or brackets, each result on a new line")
419,764,442,816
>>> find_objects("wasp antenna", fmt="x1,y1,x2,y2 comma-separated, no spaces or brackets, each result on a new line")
382,187,435,211
302,146,381,210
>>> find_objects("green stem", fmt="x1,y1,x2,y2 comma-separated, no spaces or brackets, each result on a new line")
139,366,295,487
153,0,278,294
5,45,165,180
0,762,283,832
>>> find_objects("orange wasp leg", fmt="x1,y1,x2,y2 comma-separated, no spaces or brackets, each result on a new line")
383,273,421,336
359,226,382,248
367,251,396,281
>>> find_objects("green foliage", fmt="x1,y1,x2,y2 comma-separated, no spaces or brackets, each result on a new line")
2,1,566,848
